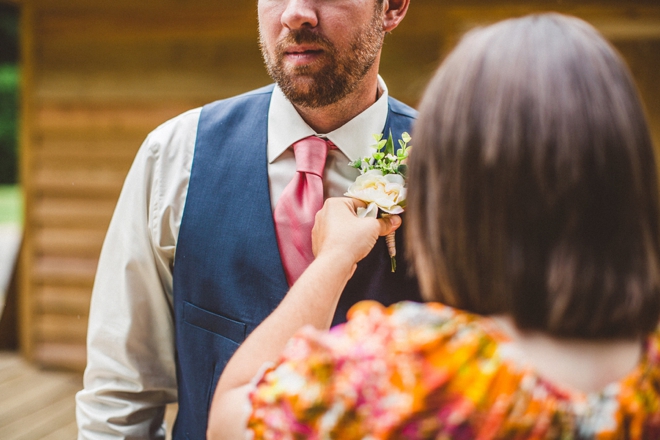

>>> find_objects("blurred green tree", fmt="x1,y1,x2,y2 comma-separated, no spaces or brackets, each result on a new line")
0,4,18,185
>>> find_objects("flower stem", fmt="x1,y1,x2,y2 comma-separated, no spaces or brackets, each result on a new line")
385,232,397,273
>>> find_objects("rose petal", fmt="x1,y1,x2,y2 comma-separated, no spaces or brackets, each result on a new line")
380,205,405,215
384,173,405,185
356,202,379,218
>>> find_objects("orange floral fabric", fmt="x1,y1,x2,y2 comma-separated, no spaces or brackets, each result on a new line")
248,301,660,439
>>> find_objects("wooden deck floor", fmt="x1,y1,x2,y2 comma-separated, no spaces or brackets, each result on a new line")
0,351,81,439
0,351,177,439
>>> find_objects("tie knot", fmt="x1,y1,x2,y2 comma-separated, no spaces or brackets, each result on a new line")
293,136,330,177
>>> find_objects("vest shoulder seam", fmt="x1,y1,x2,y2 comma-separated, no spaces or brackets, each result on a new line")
388,97,418,119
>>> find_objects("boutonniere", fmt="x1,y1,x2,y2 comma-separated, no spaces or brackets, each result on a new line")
345,131,411,272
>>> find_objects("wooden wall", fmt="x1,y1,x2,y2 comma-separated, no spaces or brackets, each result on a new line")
13,0,660,371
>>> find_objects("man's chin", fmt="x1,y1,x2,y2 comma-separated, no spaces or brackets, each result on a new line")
280,90,325,109
279,78,326,105
283,77,319,94
274,68,353,108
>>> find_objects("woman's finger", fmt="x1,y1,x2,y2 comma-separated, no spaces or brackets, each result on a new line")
346,198,368,211
378,215,401,236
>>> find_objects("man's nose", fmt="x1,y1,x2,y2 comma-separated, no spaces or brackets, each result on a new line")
281,0,319,30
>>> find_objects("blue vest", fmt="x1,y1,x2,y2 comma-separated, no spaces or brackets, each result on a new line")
171,84,421,439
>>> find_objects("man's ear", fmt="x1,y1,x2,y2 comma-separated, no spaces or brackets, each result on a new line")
381,0,410,33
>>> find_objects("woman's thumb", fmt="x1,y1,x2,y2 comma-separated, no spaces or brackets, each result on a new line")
379,215,401,236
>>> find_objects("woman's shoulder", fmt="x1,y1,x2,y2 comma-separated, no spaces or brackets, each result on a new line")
248,301,505,438
269,300,504,384
266,301,489,365
341,300,505,353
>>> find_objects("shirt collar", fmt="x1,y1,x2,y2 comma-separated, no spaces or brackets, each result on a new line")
267,76,390,163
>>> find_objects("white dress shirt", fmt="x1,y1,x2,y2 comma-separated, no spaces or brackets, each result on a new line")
76,80,390,439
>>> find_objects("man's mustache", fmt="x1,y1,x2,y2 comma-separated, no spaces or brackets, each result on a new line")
275,29,335,56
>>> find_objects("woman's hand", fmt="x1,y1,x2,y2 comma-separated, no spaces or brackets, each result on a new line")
312,198,402,268
208,198,401,440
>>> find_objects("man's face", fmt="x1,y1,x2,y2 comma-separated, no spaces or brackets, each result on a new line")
258,0,385,109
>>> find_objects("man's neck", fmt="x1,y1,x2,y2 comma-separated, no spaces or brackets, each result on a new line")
292,72,382,134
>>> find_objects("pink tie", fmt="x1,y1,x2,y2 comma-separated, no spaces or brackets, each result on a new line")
274,136,331,286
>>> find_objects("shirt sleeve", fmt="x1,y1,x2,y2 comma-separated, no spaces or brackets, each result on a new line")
75,109,199,439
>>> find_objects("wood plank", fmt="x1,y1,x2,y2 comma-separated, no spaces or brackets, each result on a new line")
37,70,270,104
35,285,91,316
32,198,116,229
0,353,94,439
32,257,98,286
35,102,195,133
0,352,82,440
36,137,139,156
344,3,660,42
39,419,79,440
32,168,126,198
34,149,135,171
377,33,444,106
33,342,87,372
34,227,106,258
0,360,25,385
35,7,258,43
0,370,79,427
35,314,89,344
37,126,154,143
0,352,23,370
35,37,265,77
39,128,147,145
1,390,77,440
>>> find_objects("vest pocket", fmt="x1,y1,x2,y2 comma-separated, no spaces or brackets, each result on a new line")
183,301,247,344
176,303,244,439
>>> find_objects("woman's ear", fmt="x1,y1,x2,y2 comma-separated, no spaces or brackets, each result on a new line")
381,0,411,33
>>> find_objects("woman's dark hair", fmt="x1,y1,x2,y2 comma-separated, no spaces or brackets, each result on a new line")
406,13,660,339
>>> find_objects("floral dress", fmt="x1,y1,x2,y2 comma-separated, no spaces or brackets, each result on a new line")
247,301,660,439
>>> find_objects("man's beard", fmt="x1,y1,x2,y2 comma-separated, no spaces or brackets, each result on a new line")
260,12,384,109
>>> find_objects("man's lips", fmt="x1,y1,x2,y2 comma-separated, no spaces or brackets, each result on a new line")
284,44,323,54
282,46,325,65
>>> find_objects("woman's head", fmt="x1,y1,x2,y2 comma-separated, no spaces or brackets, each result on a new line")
407,13,660,339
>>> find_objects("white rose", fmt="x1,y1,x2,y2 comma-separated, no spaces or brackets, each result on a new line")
345,169,406,218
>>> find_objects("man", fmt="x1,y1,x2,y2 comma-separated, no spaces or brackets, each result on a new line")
76,0,420,438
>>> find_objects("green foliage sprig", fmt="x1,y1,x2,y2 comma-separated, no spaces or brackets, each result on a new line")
349,130,411,178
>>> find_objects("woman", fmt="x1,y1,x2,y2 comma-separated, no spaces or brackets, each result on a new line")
208,13,660,439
